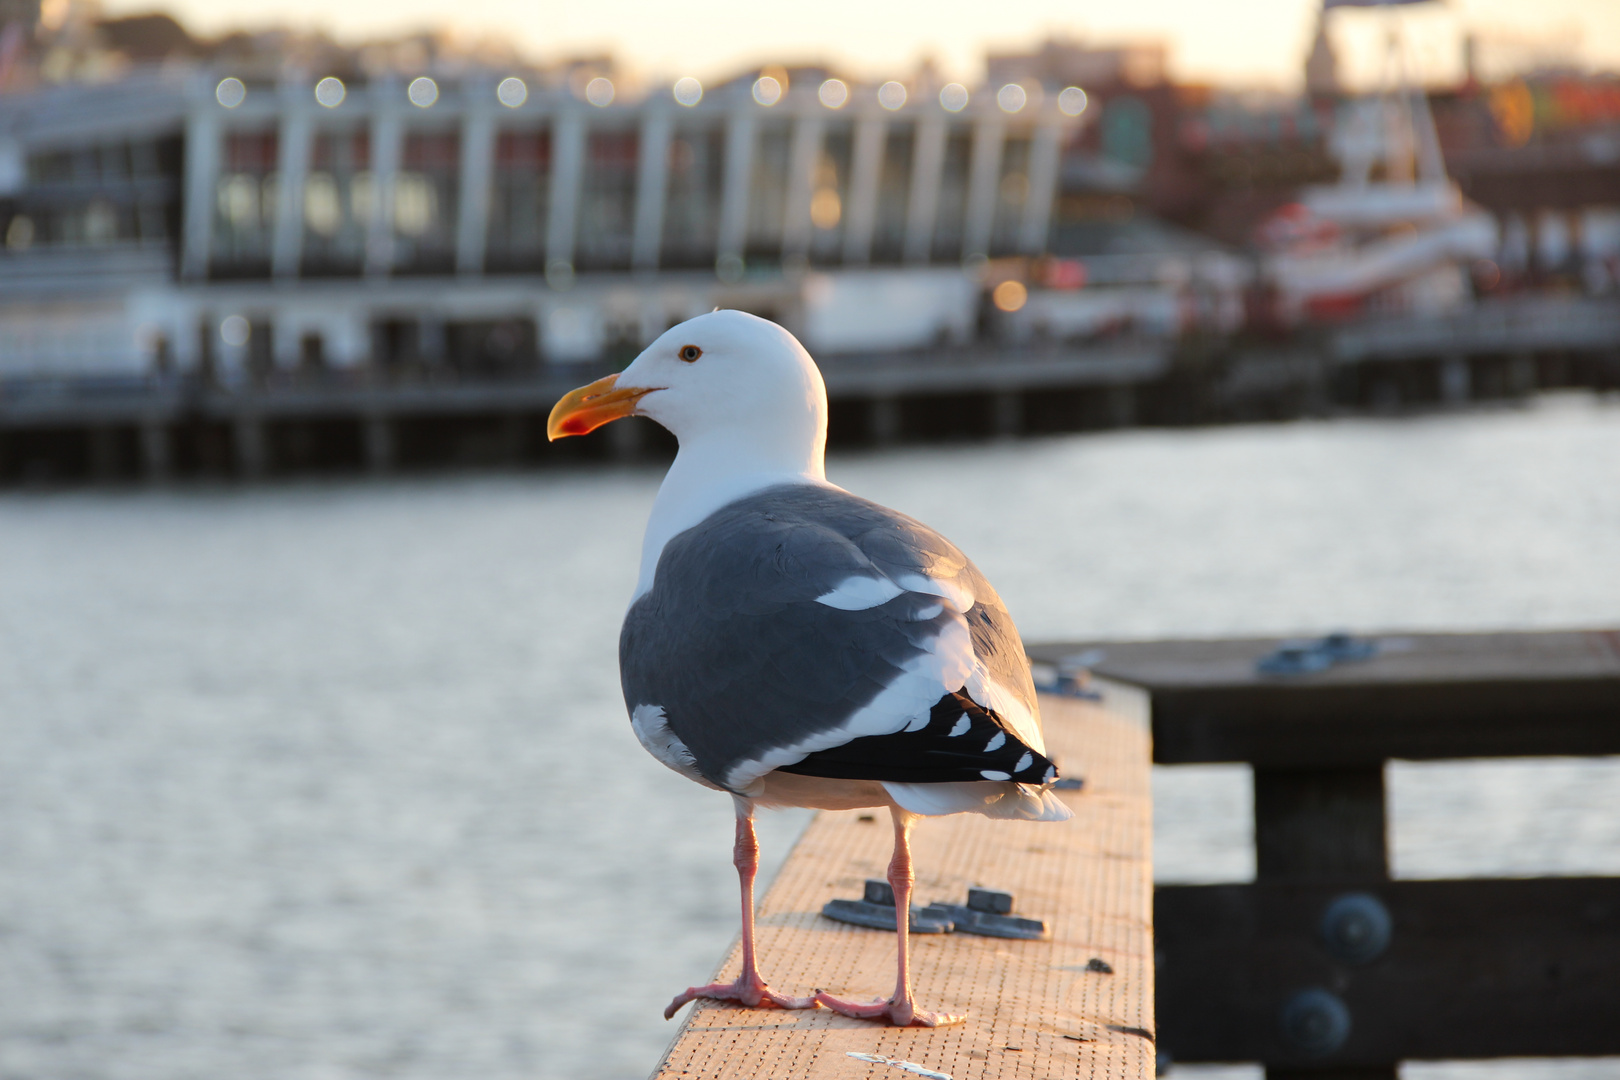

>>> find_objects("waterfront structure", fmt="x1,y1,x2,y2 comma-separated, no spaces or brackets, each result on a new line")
0,64,1089,382
1,41,1615,481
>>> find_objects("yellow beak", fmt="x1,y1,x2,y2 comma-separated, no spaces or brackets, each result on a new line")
546,374,658,441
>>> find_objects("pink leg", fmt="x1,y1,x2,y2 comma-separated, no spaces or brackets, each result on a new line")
664,804,817,1020
815,808,966,1027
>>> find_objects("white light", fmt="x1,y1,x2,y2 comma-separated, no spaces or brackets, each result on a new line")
818,78,848,109
314,76,346,108
220,315,250,347
496,77,528,108
1058,86,1088,116
877,81,906,110
215,77,246,108
752,75,782,106
585,77,614,107
939,83,969,113
997,83,1028,113
672,77,703,107
407,76,438,108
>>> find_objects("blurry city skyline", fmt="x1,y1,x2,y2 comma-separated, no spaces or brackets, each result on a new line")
84,0,1620,91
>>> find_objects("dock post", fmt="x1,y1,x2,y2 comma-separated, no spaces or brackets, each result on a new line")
1252,767,1393,1080
233,416,269,480
991,389,1023,439
363,414,395,474
88,427,121,483
500,412,527,465
139,420,172,482
1508,352,1537,396
868,397,901,445
1440,355,1471,405
1253,766,1388,882
1107,385,1137,428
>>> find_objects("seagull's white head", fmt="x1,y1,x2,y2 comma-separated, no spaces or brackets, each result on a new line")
547,310,828,474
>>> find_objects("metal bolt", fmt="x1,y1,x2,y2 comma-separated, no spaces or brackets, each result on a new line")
1278,988,1351,1057
1320,892,1392,965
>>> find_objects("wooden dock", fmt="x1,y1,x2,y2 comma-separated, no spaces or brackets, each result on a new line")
651,690,1156,1080
1030,630,1620,1077
0,342,1168,482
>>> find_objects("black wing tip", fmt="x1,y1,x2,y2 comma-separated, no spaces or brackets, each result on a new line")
777,689,1058,786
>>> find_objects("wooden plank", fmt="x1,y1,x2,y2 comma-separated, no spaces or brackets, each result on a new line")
1028,631,1620,766
1156,877,1620,1068
651,691,1155,1080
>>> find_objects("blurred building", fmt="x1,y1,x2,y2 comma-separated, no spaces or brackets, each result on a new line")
0,62,1074,381
0,25,1277,391
1433,72,1620,291
0,17,1614,482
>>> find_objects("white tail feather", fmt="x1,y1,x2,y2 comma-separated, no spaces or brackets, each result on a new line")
883,780,1074,821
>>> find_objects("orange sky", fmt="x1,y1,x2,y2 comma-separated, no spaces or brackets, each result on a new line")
99,0,1620,90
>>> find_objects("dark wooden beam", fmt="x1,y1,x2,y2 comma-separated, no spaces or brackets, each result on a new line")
1155,878,1620,1068
1028,631,1620,766
1251,764,1392,1078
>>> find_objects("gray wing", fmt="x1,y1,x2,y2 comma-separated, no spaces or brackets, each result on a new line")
618,483,1047,794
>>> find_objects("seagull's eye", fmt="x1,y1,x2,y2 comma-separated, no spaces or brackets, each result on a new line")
677,344,702,363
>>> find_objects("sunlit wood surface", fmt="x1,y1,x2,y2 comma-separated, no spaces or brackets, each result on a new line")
651,688,1155,1080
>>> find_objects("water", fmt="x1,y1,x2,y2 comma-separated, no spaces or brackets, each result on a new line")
2,394,1618,1080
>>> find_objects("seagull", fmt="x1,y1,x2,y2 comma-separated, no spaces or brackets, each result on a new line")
547,310,1073,1028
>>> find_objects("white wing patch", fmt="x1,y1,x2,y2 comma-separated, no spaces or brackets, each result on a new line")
815,571,974,615
631,704,722,790
814,575,904,610
893,572,975,614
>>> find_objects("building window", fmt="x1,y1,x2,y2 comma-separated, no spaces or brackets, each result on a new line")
991,134,1033,255
213,131,279,270
661,126,724,269
394,131,459,274
1102,96,1154,170
486,130,551,273
931,127,974,262
13,137,178,251
744,121,792,263
302,130,369,275
576,128,639,272
809,123,854,265
870,125,914,264
446,318,538,374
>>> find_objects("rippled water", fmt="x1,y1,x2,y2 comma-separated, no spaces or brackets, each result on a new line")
2,393,1618,1080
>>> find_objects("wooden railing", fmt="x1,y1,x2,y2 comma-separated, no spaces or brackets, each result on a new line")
1031,629,1620,1078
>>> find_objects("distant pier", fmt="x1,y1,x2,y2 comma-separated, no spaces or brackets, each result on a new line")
1,294,1617,485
